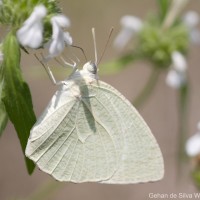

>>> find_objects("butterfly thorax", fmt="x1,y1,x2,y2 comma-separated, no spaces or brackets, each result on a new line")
68,61,98,82
60,61,98,98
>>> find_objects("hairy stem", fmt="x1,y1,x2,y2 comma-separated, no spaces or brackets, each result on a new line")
177,82,189,163
162,0,189,30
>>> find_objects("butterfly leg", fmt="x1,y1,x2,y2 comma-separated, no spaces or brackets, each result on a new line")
55,55,79,79
34,53,68,86
59,56,77,69
45,62,66,86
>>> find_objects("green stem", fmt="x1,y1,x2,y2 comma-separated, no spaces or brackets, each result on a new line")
177,82,189,164
162,0,189,30
133,68,160,108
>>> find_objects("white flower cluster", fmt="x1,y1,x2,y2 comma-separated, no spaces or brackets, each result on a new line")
16,4,72,59
115,11,200,89
184,12,200,159
166,11,200,89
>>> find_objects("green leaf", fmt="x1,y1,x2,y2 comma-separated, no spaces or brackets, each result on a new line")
0,102,8,137
99,53,138,75
2,32,36,174
157,0,171,22
0,66,8,136
192,167,200,190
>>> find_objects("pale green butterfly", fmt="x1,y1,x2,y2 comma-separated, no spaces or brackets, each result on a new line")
25,29,164,184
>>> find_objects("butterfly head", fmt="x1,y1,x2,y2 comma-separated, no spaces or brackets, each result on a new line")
80,27,112,79
83,61,97,75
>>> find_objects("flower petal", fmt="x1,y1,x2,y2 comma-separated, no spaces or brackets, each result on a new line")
16,5,47,48
172,51,187,72
114,29,136,49
183,11,199,29
17,22,44,48
63,32,73,45
114,15,142,50
186,133,200,157
51,15,70,28
190,29,200,44
46,15,72,58
166,69,185,89
48,36,65,57
120,15,143,31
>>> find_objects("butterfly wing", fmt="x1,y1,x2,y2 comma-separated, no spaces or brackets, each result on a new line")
25,83,119,182
26,79,164,183
89,81,164,183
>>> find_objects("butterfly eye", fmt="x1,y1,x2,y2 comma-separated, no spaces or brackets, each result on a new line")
83,61,97,74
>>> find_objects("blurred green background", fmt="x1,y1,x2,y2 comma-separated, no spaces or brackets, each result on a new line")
1,0,200,199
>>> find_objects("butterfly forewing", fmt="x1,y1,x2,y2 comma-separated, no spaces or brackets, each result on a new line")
26,81,120,182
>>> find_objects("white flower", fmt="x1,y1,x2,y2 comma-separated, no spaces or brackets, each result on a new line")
186,122,200,157
171,51,187,72
114,15,143,50
63,32,73,45
46,15,71,59
166,69,184,88
16,5,47,49
166,51,187,89
183,11,199,29
183,11,200,44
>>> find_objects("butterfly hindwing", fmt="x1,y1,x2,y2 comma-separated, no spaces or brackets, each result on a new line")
90,81,164,183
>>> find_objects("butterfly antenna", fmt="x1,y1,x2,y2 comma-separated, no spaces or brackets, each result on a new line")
71,45,87,62
34,53,53,82
92,28,98,65
97,27,114,66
